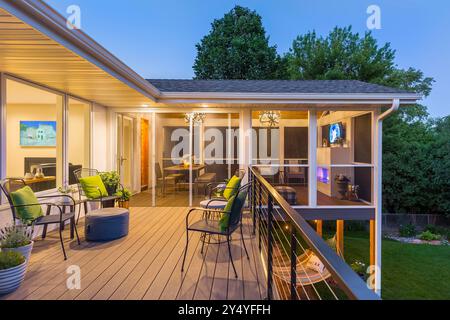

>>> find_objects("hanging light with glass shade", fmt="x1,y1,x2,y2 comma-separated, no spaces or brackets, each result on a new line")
259,111,281,127
184,112,206,124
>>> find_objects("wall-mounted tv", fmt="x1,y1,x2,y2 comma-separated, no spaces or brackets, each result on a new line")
329,122,345,145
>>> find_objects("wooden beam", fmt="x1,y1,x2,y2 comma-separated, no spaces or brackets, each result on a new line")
336,220,345,257
370,220,375,267
295,207,375,221
316,220,323,237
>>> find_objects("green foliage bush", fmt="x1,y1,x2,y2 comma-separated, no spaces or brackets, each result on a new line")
418,230,442,241
0,251,25,270
399,224,417,237
116,188,131,201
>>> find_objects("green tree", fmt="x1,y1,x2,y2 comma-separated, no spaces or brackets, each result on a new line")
429,116,450,216
193,6,284,80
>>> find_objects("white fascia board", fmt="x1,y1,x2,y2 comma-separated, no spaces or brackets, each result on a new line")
0,0,161,101
156,92,422,105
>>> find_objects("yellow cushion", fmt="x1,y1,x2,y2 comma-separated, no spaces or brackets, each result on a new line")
79,175,108,199
223,175,241,200
219,196,235,232
10,186,43,222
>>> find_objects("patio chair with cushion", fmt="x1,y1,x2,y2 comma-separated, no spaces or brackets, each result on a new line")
200,169,245,210
74,168,120,215
0,178,81,260
181,184,250,278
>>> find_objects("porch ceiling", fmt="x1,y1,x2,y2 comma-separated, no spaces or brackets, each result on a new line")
0,3,158,108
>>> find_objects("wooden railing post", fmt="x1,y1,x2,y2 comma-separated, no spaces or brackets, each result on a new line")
267,194,274,300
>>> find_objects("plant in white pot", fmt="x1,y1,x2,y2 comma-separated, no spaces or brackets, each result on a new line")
0,224,34,262
0,251,27,295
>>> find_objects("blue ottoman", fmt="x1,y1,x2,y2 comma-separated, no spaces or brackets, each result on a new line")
85,208,129,242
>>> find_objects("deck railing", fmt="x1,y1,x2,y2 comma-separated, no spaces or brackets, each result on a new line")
250,167,380,300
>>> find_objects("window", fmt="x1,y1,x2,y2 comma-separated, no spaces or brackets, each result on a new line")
68,98,91,185
5,79,63,192
316,110,373,206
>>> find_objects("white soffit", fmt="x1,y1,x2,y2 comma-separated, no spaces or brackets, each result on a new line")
0,1,159,108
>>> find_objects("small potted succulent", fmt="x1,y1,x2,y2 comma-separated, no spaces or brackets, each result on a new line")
0,224,34,262
0,251,27,295
100,171,121,196
116,188,131,209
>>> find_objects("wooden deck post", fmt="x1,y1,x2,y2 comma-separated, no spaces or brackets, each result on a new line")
316,220,323,237
336,220,344,257
370,219,376,267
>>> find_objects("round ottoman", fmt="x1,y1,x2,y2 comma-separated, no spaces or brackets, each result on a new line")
85,208,129,242
274,186,297,205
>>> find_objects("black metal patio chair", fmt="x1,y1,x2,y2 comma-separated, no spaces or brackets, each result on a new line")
181,184,250,278
0,178,81,260
73,168,121,216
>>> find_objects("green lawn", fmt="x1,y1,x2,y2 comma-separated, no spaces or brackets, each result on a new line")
341,231,450,300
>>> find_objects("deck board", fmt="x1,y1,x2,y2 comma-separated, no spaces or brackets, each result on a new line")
1,206,264,301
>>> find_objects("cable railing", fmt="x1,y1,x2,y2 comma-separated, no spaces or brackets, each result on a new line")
250,167,380,300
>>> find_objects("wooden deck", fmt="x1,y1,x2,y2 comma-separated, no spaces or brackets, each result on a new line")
1,207,266,300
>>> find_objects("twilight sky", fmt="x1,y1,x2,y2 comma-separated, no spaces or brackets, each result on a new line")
46,0,450,117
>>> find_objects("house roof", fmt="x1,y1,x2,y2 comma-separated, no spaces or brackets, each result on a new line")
147,79,413,95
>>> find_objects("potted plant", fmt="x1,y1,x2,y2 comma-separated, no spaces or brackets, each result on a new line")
335,174,350,200
0,251,27,295
116,188,131,209
100,171,121,196
0,224,34,262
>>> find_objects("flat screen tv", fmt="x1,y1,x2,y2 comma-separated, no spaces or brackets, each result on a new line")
329,122,345,145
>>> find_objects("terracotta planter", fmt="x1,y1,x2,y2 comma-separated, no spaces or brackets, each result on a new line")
0,261,27,295
2,241,34,263
119,201,130,209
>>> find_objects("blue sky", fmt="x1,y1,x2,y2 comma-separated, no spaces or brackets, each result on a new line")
46,0,450,117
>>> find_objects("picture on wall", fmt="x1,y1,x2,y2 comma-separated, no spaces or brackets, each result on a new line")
20,121,57,147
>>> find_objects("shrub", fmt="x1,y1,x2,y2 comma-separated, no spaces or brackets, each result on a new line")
418,230,442,241
399,224,417,237
350,260,368,279
0,225,33,249
116,188,131,202
0,251,25,270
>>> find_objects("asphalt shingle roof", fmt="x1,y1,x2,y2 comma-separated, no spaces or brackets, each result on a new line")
147,79,413,95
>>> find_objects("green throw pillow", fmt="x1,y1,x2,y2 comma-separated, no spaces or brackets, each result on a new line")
219,195,235,232
79,175,108,199
10,186,43,223
223,175,241,200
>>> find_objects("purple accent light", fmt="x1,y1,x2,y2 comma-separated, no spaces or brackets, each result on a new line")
317,167,329,184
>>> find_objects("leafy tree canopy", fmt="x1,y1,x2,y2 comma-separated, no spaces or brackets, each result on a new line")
193,6,284,80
